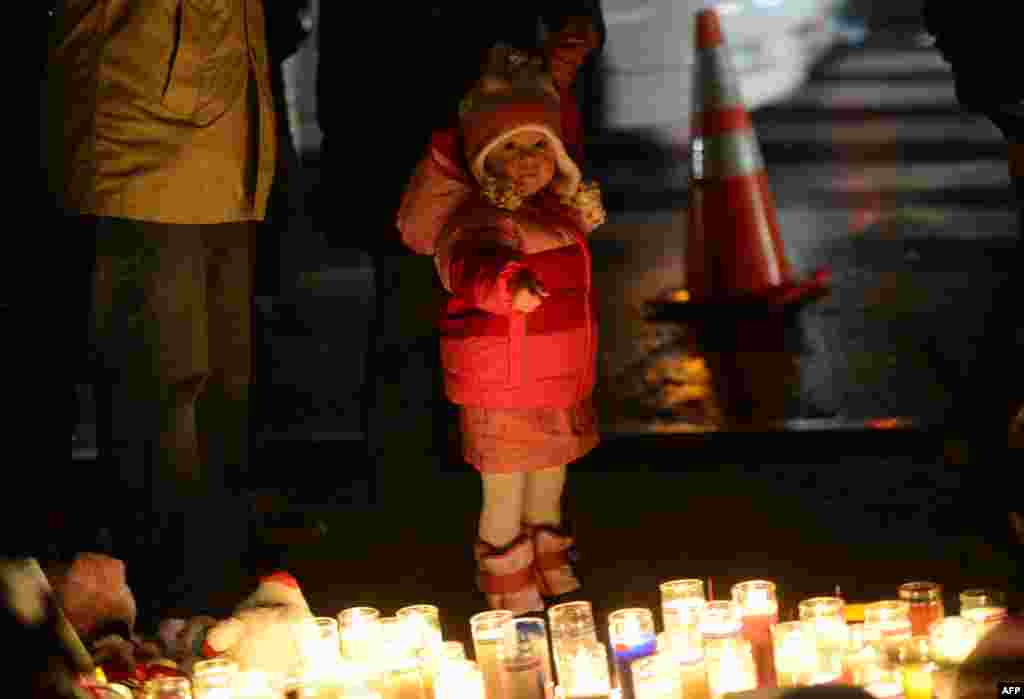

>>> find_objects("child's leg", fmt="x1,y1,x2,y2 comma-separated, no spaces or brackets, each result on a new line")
479,471,526,547
522,465,567,528
523,465,580,597
475,470,543,613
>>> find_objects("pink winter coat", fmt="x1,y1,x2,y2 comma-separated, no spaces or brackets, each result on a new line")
397,130,602,409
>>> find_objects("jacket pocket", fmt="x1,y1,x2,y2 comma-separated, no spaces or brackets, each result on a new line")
162,0,248,125
440,335,511,386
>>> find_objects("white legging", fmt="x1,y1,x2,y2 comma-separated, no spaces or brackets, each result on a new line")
478,466,567,548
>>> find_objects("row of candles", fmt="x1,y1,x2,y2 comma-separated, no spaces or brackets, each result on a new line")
129,581,1008,699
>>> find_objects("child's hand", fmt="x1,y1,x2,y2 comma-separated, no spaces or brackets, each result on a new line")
511,270,548,313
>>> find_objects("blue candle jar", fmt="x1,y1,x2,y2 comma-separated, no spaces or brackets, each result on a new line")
608,609,658,699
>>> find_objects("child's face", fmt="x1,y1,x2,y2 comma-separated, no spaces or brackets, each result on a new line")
484,131,557,199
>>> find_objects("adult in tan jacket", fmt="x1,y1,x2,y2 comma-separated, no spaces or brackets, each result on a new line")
48,0,276,627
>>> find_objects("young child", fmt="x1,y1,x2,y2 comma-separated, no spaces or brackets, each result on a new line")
398,45,606,614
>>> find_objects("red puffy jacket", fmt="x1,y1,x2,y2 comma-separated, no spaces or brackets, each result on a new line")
435,194,599,408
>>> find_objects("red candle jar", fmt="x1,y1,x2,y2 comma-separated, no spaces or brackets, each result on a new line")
898,582,944,636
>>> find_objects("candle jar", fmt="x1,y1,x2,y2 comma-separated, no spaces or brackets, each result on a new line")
191,658,238,698
845,624,886,688
297,617,344,676
898,637,936,699
376,616,427,699
798,597,849,682
659,633,710,699
732,580,779,689
631,653,681,699
550,601,599,686
516,617,555,696
899,582,945,636
434,659,487,699
705,638,757,699
398,605,444,659
233,671,281,699
608,609,658,699
772,621,818,688
144,677,193,699
864,601,913,659
862,665,905,699
959,589,1008,636
559,640,612,699
340,607,383,666
928,616,979,666
441,641,467,662
471,610,515,699
698,601,743,644
659,580,706,638
503,617,549,699
398,606,444,699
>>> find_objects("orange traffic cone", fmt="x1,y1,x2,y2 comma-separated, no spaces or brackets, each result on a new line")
684,8,829,311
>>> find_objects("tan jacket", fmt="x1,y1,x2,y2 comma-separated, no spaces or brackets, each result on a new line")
47,0,276,224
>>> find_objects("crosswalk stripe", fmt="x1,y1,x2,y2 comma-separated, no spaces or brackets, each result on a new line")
787,80,958,111
819,50,952,79
757,116,1002,147
804,160,1011,196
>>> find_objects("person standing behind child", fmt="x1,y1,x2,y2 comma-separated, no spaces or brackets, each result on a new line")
398,46,607,613
47,0,277,629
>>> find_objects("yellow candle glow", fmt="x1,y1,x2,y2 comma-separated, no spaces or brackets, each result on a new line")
560,640,612,699
772,622,819,688
706,639,756,699
928,617,978,666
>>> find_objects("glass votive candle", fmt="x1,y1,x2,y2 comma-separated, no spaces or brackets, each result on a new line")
862,664,905,699
959,589,1008,635
340,607,383,664
659,579,706,636
234,671,280,699
434,659,486,699
516,617,555,693
440,641,466,662
377,617,426,699
550,601,599,687
471,610,515,699
631,653,680,699
899,636,937,699
298,617,343,672
661,634,711,699
899,582,945,636
608,609,658,699
844,624,885,687
772,621,819,688
705,638,757,699
144,676,193,699
864,601,912,658
397,605,444,657
558,639,612,699
928,616,979,666
799,597,849,681
732,580,779,689
191,658,238,698
698,601,743,643
502,617,548,699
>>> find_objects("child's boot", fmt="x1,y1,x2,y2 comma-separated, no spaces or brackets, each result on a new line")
475,534,544,614
530,524,581,598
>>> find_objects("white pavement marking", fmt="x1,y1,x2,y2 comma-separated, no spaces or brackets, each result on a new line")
822,50,952,78
787,81,958,110
798,160,1012,193
757,116,1002,146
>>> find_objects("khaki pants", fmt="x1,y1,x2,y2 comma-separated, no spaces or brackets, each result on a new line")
91,217,253,617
